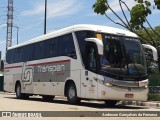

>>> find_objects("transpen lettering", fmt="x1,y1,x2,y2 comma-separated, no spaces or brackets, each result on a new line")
38,65,65,74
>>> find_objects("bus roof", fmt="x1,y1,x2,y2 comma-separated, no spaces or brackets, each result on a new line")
8,24,138,50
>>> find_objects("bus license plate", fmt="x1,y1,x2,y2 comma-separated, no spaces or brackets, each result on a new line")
125,94,134,98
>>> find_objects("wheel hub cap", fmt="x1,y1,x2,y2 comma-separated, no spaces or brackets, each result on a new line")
69,88,75,99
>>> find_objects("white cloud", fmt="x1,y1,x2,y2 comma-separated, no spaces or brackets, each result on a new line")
152,10,160,14
0,24,6,29
114,17,130,23
85,13,96,17
22,22,41,31
107,0,136,14
21,0,82,19
0,40,5,44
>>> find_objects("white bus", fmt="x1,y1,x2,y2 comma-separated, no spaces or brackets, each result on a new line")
3,24,157,106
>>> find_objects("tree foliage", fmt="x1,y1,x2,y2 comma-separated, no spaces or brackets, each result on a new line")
93,0,108,15
138,26,160,47
93,0,160,48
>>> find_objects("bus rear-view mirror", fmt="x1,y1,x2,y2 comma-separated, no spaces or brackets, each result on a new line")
85,38,103,55
142,44,158,61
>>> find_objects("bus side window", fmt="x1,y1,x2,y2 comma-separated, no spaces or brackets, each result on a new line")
14,47,22,63
59,34,77,59
33,41,46,60
45,37,59,58
6,50,12,64
22,45,33,61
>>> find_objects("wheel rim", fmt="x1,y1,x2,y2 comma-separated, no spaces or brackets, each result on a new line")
69,87,75,99
16,85,21,97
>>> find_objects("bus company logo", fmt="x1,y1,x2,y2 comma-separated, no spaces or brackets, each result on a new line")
2,112,12,118
22,63,34,87
37,64,65,74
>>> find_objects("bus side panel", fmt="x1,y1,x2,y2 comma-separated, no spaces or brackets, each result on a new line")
80,69,98,99
55,60,81,97
21,83,34,94
48,59,81,97
4,74,14,92
33,82,46,95
44,82,57,95
4,64,23,93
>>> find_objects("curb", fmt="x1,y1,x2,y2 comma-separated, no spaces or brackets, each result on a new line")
121,100,160,107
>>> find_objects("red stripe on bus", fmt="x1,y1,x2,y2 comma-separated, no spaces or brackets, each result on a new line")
5,65,22,69
28,59,70,67
4,59,70,69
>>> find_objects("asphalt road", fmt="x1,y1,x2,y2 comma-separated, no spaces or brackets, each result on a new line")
0,92,160,120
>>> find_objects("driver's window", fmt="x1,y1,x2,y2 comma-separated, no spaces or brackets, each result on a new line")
86,43,97,72
89,48,96,68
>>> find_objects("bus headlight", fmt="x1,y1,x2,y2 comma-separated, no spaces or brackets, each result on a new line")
145,85,148,88
105,82,113,87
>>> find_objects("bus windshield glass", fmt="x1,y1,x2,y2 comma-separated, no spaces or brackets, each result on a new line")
100,34,147,79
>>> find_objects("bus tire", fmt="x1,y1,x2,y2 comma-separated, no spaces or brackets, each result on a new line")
42,95,55,101
16,83,24,99
104,100,118,107
67,83,80,104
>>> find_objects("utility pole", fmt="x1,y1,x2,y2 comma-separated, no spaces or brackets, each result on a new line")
13,26,19,45
16,26,19,45
44,0,47,34
6,0,14,50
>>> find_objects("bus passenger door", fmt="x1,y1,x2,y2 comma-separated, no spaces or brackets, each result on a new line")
81,42,98,99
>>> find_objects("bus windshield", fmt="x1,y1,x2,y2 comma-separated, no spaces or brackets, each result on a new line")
100,34,147,79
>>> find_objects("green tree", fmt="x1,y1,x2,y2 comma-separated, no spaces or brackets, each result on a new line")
139,26,160,47
93,0,160,47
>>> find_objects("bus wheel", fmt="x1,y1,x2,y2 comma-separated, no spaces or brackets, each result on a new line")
42,95,55,101
104,100,118,107
67,83,80,104
15,83,28,99
16,83,23,99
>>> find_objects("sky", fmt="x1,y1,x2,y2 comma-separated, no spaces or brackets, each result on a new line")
0,0,160,58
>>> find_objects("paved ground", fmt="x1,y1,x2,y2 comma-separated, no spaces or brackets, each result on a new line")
0,92,160,120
